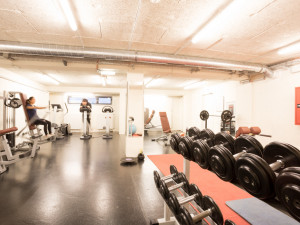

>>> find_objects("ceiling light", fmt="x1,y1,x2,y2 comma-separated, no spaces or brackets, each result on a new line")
145,78,164,88
150,0,160,3
43,74,60,85
58,0,78,31
184,81,207,90
278,42,300,55
191,0,238,44
98,69,116,76
178,80,198,88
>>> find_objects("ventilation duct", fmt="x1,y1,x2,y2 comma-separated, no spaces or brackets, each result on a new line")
0,41,273,77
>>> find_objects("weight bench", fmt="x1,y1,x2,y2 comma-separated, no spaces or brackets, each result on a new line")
151,112,172,146
235,126,272,138
19,93,56,143
0,127,39,174
145,110,155,129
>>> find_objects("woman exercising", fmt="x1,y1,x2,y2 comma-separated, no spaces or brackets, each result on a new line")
26,97,53,138
80,99,92,124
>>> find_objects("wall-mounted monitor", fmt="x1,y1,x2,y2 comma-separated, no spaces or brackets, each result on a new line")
98,96,112,105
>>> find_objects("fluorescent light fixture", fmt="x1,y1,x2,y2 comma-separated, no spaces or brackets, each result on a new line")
191,0,238,44
184,81,207,90
278,42,300,55
102,77,106,86
100,70,116,76
145,78,164,88
43,74,60,85
58,0,78,31
178,80,198,88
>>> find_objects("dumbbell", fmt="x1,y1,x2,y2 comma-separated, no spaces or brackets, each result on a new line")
208,135,263,181
170,127,201,153
160,173,190,201
168,184,203,215
193,131,234,169
154,165,181,189
179,128,211,162
275,167,300,222
170,133,184,154
176,195,223,225
235,142,300,199
225,219,236,225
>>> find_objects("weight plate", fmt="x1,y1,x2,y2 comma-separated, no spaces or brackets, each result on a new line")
275,167,300,222
235,153,276,199
192,139,210,169
202,195,224,225
263,142,300,171
200,110,209,121
189,184,203,207
178,207,194,225
234,135,263,157
170,133,182,153
168,193,182,215
179,137,194,161
208,145,236,182
221,110,233,122
214,132,235,151
170,165,178,175
200,129,215,146
188,127,201,138
154,170,161,188
225,219,236,225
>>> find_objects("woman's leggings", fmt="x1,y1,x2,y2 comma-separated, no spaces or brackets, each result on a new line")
34,119,52,135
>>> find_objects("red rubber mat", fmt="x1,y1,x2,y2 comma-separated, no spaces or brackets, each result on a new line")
148,154,252,225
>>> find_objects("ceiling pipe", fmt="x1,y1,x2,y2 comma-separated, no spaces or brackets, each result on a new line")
0,41,273,77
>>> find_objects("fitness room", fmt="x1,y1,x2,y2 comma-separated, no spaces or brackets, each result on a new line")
0,1,300,225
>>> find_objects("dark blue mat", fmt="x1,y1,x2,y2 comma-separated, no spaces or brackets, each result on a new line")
226,198,299,225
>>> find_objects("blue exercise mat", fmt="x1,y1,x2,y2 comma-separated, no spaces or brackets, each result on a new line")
226,197,299,225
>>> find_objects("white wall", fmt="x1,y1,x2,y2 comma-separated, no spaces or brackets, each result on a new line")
184,69,300,149
0,74,49,132
144,95,184,131
237,69,300,148
49,93,120,132
184,81,238,133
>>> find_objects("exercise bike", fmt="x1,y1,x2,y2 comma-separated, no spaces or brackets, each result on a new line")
102,106,113,139
80,106,92,140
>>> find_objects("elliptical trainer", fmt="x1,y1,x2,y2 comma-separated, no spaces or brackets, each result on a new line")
102,106,113,139
80,106,92,140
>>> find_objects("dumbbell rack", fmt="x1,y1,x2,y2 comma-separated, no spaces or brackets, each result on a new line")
154,159,215,225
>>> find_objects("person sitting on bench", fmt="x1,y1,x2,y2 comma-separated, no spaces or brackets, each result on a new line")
80,99,92,124
26,96,53,138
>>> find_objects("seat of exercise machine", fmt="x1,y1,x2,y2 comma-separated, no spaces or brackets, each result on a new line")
145,110,155,126
0,127,18,136
159,112,171,133
19,93,37,130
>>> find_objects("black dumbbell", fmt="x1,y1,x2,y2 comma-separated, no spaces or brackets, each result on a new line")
179,128,212,162
160,173,190,201
208,135,263,181
193,131,234,169
236,142,300,199
177,195,223,225
170,133,184,154
168,184,203,215
225,219,236,225
275,167,300,222
154,165,181,189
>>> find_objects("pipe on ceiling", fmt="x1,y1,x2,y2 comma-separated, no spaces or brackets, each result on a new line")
0,41,273,77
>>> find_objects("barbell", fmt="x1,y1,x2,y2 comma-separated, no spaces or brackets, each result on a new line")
200,110,234,122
